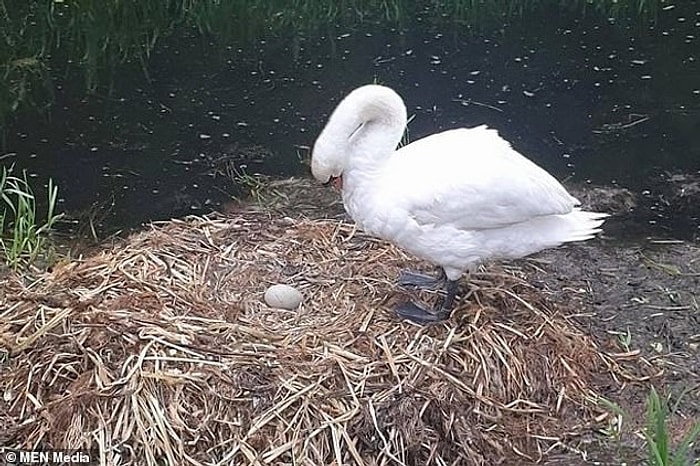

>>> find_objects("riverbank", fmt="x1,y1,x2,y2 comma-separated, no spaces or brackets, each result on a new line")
0,177,697,465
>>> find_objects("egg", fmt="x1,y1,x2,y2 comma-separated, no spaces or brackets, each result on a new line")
264,284,303,310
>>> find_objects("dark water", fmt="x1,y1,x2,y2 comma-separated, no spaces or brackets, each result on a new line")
3,2,700,239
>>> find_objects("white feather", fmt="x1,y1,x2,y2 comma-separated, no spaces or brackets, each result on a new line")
312,85,608,281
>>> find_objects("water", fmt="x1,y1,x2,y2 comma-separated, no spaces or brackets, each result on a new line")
3,2,699,238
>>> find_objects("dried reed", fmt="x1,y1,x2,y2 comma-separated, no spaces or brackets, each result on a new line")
0,177,642,465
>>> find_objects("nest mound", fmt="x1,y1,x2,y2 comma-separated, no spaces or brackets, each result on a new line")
1,178,630,465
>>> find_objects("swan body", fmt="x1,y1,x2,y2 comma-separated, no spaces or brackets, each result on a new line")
312,84,607,323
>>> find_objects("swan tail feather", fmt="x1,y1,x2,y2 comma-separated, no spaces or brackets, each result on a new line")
562,209,608,243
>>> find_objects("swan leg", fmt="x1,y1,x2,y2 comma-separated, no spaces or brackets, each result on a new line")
397,267,446,290
395,279,459,324
440,279,459,311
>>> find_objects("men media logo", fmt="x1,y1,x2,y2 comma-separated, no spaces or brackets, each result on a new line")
2,448,97,465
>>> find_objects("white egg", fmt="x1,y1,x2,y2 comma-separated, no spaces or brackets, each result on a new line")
264,284,303,310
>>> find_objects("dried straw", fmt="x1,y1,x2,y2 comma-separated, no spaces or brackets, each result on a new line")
0,177,640,465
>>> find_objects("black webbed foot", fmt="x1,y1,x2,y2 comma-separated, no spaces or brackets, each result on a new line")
395,300,450,324
394,278,460,325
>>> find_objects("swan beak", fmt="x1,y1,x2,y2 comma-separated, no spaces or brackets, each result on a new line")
323,175,343,191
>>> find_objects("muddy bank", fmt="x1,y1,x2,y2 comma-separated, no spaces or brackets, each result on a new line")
1,177,698,465
533,235,699,463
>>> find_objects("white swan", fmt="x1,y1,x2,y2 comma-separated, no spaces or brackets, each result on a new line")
311,84,607,324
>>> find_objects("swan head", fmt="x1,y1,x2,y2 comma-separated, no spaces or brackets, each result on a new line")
311,85,407,185
311,134,345,184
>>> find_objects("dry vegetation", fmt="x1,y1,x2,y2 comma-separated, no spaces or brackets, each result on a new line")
0,178,651,465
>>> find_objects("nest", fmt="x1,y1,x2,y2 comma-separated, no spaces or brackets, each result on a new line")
0,178,634,465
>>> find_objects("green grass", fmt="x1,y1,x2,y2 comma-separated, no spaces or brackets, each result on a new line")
190,0,404,41
574,0,662,18
229,164,269,204
596,387,700,465
644,387,700,466
0,165,61,269
0,0,403,129
423,0,662,30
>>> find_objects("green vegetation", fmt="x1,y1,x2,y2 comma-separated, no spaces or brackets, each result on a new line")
430,0,662,23
598,387,700,466
573,0,662,18
230,164,266,202
644,387,700,466
0,0,403,130
0,0,664,130
0,165,61,269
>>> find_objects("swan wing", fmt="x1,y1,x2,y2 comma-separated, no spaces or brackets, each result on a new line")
381,126,579,230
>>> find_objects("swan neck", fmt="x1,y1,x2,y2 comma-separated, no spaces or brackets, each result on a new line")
310,85,407,184
346,92,407,169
